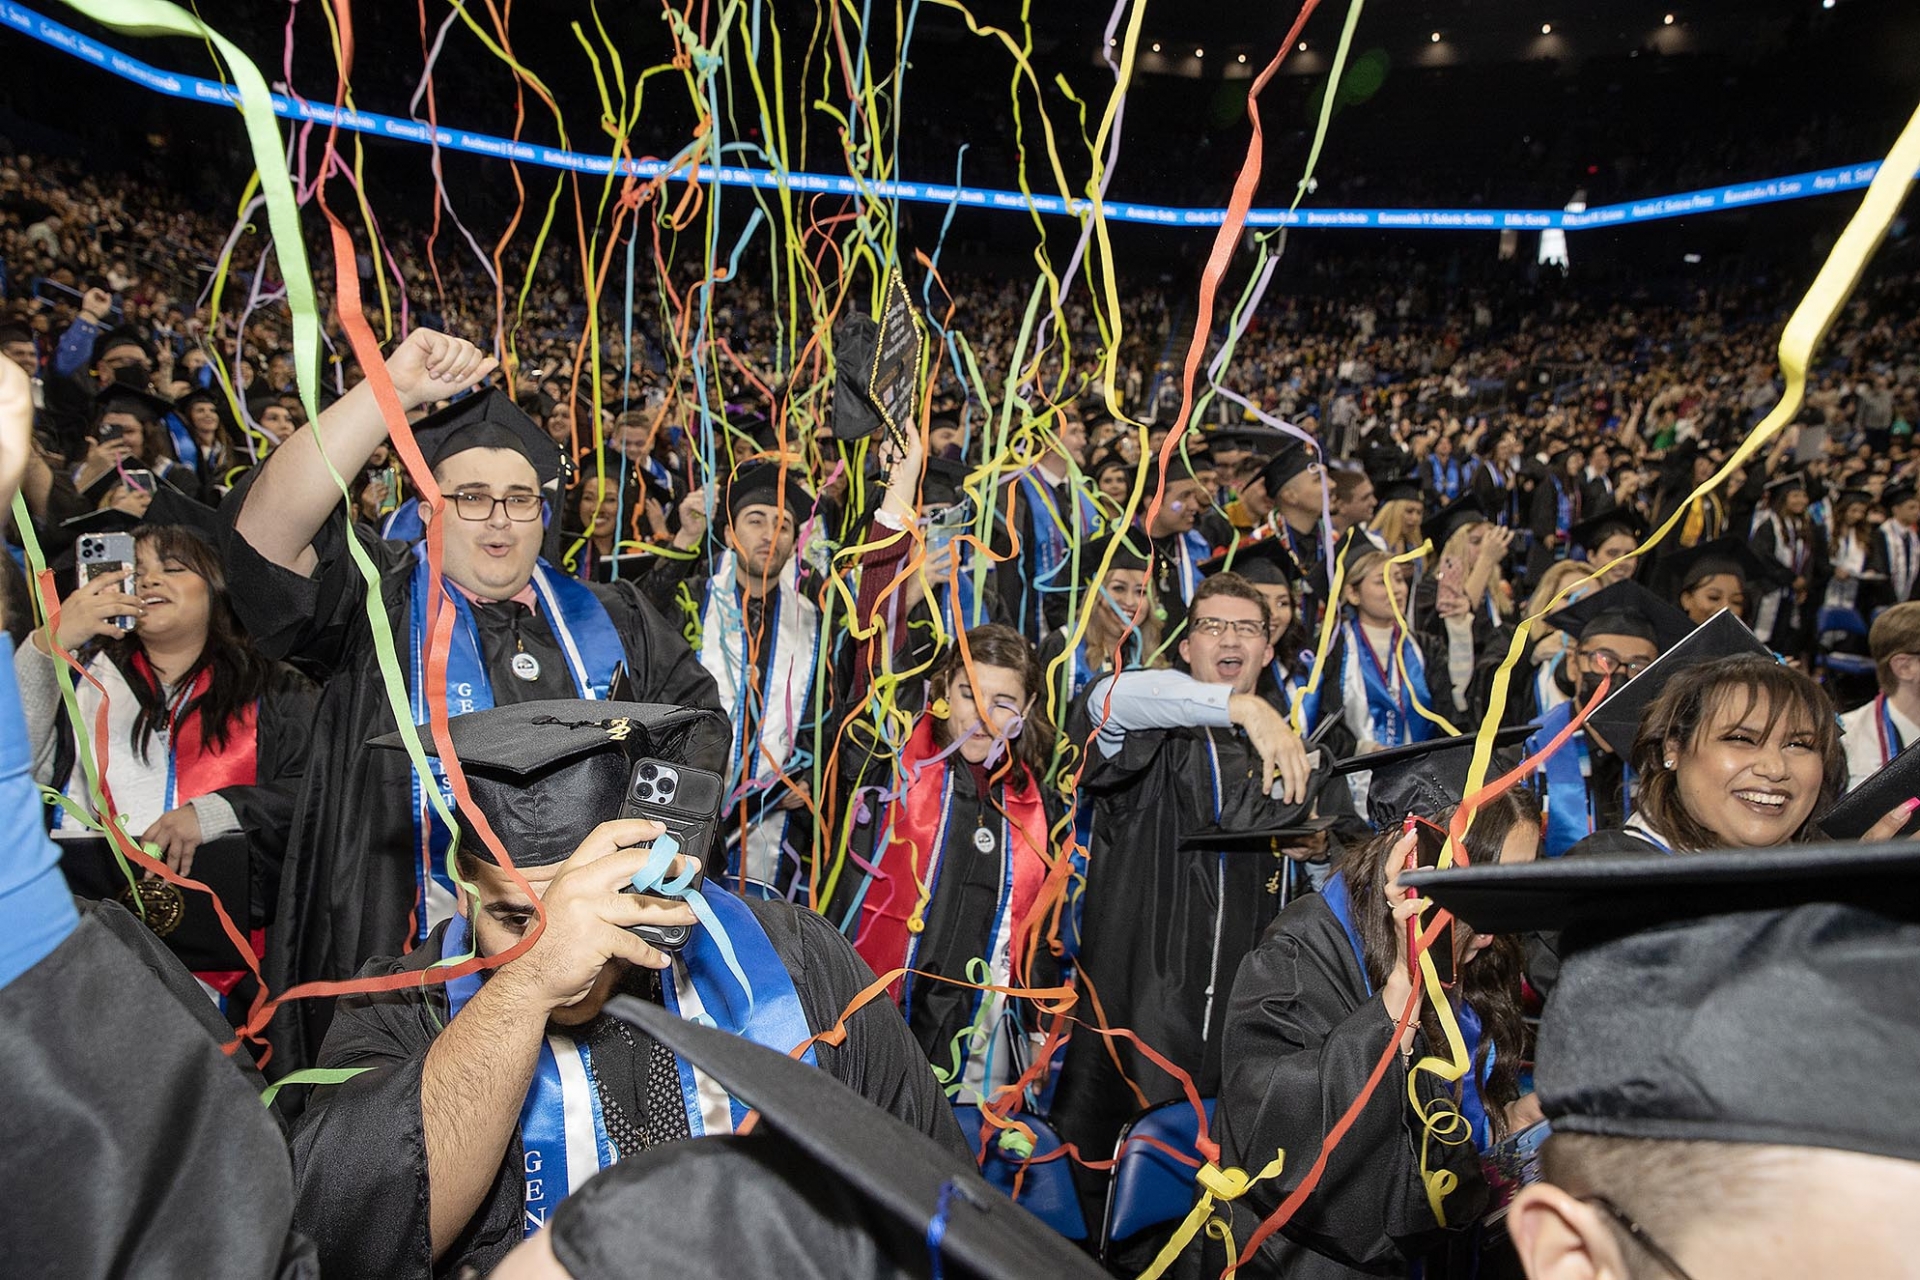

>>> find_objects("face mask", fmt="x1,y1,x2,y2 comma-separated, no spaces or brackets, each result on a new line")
1576,669,1610,707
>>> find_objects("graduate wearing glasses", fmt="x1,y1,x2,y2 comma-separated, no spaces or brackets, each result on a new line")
223,330,726,1071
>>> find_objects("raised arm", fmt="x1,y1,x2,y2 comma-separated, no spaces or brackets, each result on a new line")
233,329,496,576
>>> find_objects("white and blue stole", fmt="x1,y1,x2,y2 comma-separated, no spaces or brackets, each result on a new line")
441,886,816,1235
1010,469,1100,632
697,552,823,885
1528,699,1636,859
1427,454,1463,502
405,552,626,937
1337,617,1434,750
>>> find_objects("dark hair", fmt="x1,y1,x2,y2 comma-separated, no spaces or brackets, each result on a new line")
927,624,1057,786
1630,656,1842,850
1332,788,1540,1139
1259,574,1312,675
1578,609,1656,646
1189,571,1273,632
1329,468,1367,503
103,525,277,761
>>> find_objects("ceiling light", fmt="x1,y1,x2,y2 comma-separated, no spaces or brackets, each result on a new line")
1194,47,1204,57
1821,0,1834,8
1663,12,1675,22
1541,22,1553,34
1297,40,1308,51
1236,53,1248,63
1430,31,1441,41
1151,41,1162,52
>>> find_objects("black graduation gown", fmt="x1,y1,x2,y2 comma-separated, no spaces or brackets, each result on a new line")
1195,894,1491,1279
1,901,317,1279
289,897,967,1280
1050,695,1320,1199
219,476,728,1072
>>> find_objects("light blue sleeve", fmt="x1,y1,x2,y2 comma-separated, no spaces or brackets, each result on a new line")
1085,668,1235,757
0,636,78,991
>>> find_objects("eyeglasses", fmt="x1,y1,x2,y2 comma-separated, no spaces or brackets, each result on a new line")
1580,1197,1700,1280
450,490,544,522
1190,617,1266,638
1579,647,1652,678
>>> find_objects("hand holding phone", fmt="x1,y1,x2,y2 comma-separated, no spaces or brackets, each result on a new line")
74,532,139,636
616,758,725,951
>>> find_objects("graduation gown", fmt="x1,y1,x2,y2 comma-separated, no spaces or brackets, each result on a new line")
220,478,728,1071
1049,694,1321,1195
289,897,965,1280
1196,892,1492,1278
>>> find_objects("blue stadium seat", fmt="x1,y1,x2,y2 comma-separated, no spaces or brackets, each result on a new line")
951,1103,1088,1240
1101,1097,1217,1258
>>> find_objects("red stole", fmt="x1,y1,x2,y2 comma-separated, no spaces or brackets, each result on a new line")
853,716,1050,1001
128,652,263,992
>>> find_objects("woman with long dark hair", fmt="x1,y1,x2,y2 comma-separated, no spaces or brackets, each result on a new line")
1206,781,1542,1277
824,622,1066,1104
14,516,315,994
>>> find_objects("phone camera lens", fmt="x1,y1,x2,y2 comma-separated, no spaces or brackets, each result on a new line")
634,784,654,802
638,763,657,782
658,782,675,799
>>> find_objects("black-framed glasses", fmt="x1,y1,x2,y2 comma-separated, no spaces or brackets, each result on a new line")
450,490,544,522
1581,1196,1700,1280
1190,616,1266,638
1579,647,1652,678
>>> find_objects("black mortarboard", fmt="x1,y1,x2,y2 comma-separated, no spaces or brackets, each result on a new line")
1837,487,1874,508
724,461,814,527
921,456,975,510
141,486,224,540
411,387,565,488
1332,726,1533,830
573,997,1112,1280
1817,739,1920,839
91,381,173,423
1425,493,1489,548
1404,842,1920,1162
1076,529,1151,586
1256,440,1321,495
1566,506,1648,554
1142,442,1214,496
1205,425,1293,458
1373,474,1424,507
1543,580,1695,652
1177,815,1338,853
173,385,225,414
1583,610,1773,756
367,701,721,867
59,507,144,537
1764,470,1811,497
1198,536,1291,585
1883,480,1916,508
1661,536,1795,596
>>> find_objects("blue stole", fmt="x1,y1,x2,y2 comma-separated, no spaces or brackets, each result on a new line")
1528,701,1635,859
1553,475,1577,539
404,553,626,938
1344,619,1434,748
1014,471,1099,630
165,411,201,473
1174,529,1209,605
1322,872,1493,1153
442,884,816,1234
1427,455,1462,501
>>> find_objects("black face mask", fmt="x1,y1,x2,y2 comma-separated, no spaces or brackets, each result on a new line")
1576,669,1612,709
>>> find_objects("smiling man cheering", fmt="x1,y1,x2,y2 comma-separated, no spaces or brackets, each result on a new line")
226,328,726,1071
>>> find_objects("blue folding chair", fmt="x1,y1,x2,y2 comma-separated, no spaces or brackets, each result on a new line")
1101,1097,1217,1259
1816,607,1877,679
951,1103,1088,1240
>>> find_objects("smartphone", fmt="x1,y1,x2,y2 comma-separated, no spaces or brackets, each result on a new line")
617,757,725,951
76,532,138,632
94,421,126,444
121,468,157,494
1405,819,1458,988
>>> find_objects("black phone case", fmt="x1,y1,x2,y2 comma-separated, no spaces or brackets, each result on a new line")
618,758,725,951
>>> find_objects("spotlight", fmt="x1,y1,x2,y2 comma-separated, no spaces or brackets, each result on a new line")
1151,41,1161,52
1663,12,1675,22
1430,30,1441,41
1821,0,1833,7
1194,47,1204,57
1236,53,1248,63
1541,22,1553,34
1297,40,1308,51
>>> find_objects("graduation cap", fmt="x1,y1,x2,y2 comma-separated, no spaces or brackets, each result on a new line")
1256,440,1321,496
58,507,144,538
410,387,566,488
141,485,224,540
1076,529,1151,586
1661,535,1796,596
1142,441,1214,495
1403,841,1920,1163
1425,492,1488,549
1372,474,1424,508
1177,815,1338,853
366,701,722,867
1543,579,1696,652
1883,480,1916,508
1566,506,1648,554
1332,726,1533,830
1583,609,1773,756
91,380,174,424
570,997,1113,1280
1817,739,1920,840
1197,536,1292,586
723,461,814,527
1204,425,1294,459
922,456,975,510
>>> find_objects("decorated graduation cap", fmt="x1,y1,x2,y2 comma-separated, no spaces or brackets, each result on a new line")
1566,505,1648,554
1256,439,1320,495
1661,535,1796,596
367,700,721,867
724,460,814,527
1198,536,1291,585
1543,579,1696,652
1332,726,1533,830
1426,492,1490,549
1583,609,1773,756
1404,841,1920,1164
411,387,567,488
550,997,1113,1280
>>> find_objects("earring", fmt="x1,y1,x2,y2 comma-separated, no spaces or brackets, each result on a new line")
930,698,951,719
1664,758,1677,770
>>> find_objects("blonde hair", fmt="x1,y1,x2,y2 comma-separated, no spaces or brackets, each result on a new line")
1369,499,1422,553
1526,559,1592,619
